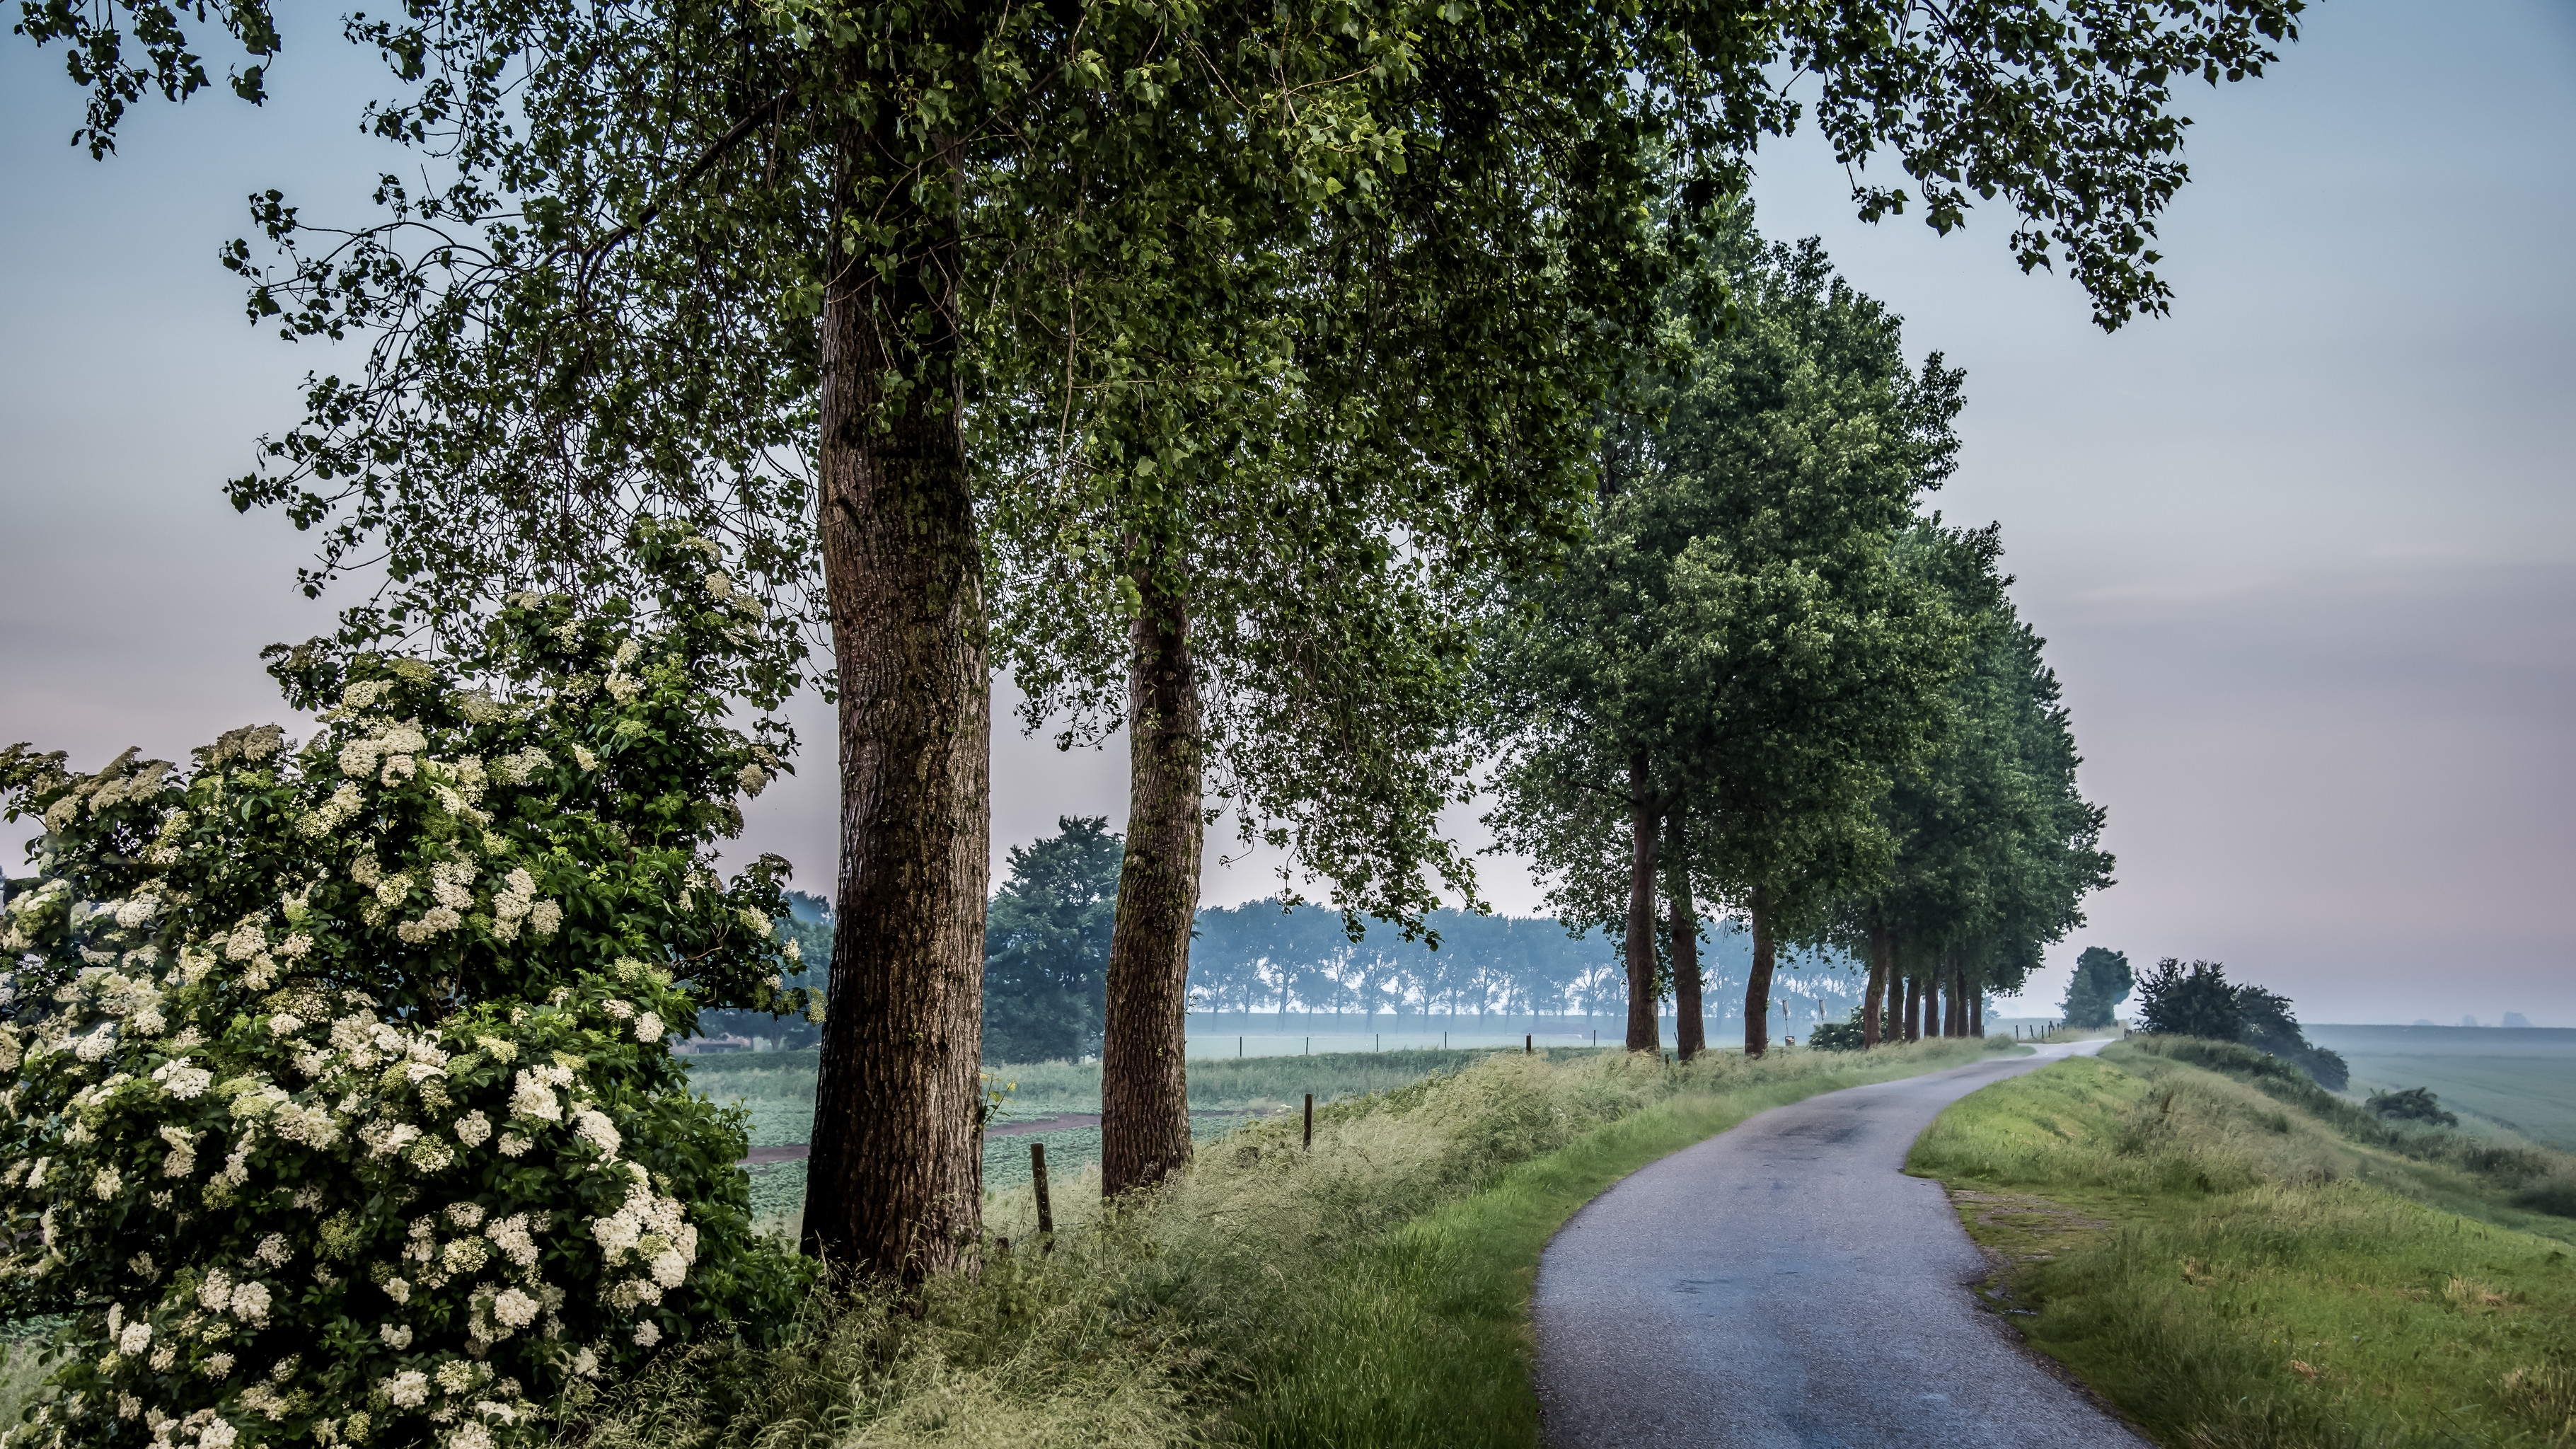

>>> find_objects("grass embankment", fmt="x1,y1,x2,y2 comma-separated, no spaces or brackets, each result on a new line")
1911,1038,2576,1448
584,1036,2011,1448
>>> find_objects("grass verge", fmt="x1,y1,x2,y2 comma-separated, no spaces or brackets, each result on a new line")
1910,1039,2576,1448
579,1037,2013,1448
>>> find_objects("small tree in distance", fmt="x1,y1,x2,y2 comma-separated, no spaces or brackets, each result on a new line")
2135,958,2244,1040
2061,947,2135,1027
983,819,1124,1064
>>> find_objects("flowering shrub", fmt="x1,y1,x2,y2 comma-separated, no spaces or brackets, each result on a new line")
0,526,812,1448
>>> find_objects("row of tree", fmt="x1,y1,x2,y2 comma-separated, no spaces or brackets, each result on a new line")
1483,219,2115,1061
18,0,2302,1280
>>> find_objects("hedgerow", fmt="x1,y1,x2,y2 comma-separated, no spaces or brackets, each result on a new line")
0,524,812,1448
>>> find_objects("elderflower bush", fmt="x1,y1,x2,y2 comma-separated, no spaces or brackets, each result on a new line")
0,526,811,1448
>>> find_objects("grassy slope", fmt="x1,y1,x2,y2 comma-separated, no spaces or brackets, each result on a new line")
584,1038,2012,1449
1910,1042,2576,1448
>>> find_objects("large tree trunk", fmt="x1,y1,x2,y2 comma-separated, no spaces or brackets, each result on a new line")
1953,961,1971,1039
803,120,989,1281
1903,973,1920,1042
1665,813,1704,1062
1623,751,1662,1052
1970,978,1984,1039
1863,918,1891,1049
1101,563,1203,1195
1743,886,1776,1058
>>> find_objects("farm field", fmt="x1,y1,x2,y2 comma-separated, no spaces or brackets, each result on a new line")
2307,1024,2576,1149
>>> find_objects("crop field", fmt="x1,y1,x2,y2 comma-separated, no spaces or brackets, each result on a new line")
2308,1024,2576,1150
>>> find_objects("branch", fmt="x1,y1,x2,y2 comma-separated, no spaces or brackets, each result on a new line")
569,90,793,299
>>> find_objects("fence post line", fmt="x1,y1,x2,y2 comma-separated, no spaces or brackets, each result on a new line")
1032,1141,1054,1251
1303,1092,1314,1151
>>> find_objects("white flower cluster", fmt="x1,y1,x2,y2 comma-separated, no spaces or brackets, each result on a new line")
588,1177,698,1315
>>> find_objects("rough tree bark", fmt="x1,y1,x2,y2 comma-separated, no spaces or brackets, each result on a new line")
1100,561,1203,1195
1743,885,1776,1058
1904,973,1920,1042
1954,962,1972,1039
1665,812,1704,1062
1970,979,1983,1039
802,117,990,1281
1624,751,1663,1052
1863,918,1891,1049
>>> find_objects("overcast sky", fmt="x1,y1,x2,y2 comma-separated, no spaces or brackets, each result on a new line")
4,0,2570,1024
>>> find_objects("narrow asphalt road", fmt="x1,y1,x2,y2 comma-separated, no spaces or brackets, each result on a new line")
1532,1040,2140,1449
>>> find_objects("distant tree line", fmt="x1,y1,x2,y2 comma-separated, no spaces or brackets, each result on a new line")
959,819,1876,1063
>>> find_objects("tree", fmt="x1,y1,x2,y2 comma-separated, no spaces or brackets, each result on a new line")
1486,220,1966,1058
17,0,2306,1274
2135,958,2243,1039
0,526,808,1443
983,818,1124,1063
2233,983,2347,1090
2061,946,2134,1027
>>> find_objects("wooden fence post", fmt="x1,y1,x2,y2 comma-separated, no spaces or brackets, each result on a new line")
1032,1141,1054,1252
1303,1092,1314,1150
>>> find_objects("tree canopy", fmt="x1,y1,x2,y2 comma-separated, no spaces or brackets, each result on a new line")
2061,946,2135,1027
2136,958,2245,1039
16,0,2305,1274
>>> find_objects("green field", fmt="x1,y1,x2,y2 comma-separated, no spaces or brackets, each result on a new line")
1912,1039,2576,1448
2309,1024,2576,1150
691,1045,1566,1226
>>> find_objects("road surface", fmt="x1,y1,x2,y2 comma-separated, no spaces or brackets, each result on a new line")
1532,1040,2142,1449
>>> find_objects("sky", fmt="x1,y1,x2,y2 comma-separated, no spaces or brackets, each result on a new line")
3,1,2571,1024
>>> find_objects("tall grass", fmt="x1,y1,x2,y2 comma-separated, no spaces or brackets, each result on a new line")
1912,1044,2576,1448
574,1037,2009,1448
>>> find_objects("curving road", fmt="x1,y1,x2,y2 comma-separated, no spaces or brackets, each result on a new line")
1532,1041,2142,1449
